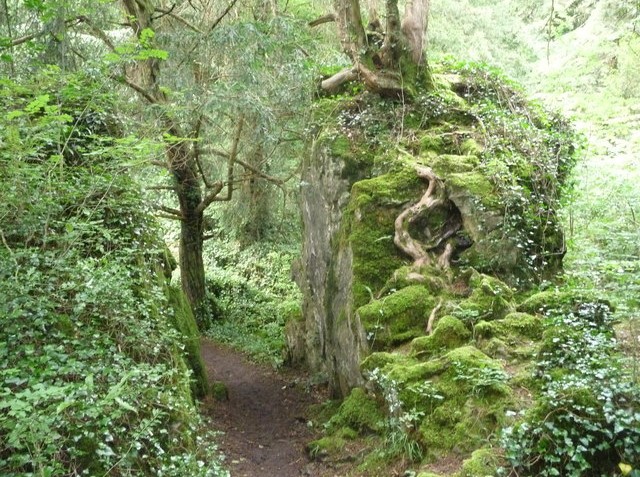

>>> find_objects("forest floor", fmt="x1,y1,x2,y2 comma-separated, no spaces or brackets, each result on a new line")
201,339,334,477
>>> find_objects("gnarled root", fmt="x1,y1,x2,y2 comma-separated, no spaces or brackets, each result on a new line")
394,166,461,269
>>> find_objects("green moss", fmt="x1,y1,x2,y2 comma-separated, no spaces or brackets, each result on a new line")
518,290,613,316
307,435,347,460
378,265,446,297
460,138,484,156
425,154,480,176
357,285,436,348
458,448,503,477
411,315,471,359
420,133,445,153
328,387,385,433
454,274,515,324
475,312,542,341
166,286,208,398
343,163,425,308
417,473,445,477
446,171,499,209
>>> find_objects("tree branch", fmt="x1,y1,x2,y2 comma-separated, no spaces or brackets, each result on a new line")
209,0,240,33
195,181,224,213
146,185,177,191
234,157,284,186
320,67,358,93
309,13,336,27
215,115,245,202
153,204,183,217
155,7,204,34
118,75,158,104
157,213,184,221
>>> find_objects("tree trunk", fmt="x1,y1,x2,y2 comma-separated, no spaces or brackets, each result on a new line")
321,0,432,97
180,212,206,317
171,139,207,317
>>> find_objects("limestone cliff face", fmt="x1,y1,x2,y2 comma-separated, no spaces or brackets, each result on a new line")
290,66,577,397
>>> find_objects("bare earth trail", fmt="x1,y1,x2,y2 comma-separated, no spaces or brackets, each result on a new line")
201,339,332,477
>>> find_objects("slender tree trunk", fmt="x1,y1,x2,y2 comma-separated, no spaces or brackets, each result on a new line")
170,139,207,316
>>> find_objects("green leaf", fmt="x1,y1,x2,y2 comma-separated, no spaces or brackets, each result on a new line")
115,397,137,413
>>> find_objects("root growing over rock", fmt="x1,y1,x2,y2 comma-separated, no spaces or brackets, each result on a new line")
393,166,462,269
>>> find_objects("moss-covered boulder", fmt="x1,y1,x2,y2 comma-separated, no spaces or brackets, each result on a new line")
379,264,447,296
411,315,471,359
477,312,542,340
458,448,503,477
357,285,436,349
327,387,385,433
452,272,515,323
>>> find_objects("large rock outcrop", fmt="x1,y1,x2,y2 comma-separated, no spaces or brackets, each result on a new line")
288,64,577,398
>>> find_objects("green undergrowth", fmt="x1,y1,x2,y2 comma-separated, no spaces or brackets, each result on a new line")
204,240,302,367
0,71,226,476
310,282,640,476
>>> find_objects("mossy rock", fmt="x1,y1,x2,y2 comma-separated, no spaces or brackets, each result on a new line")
328,387,384,433
439,346,512,399
460,138,484,156
420,133,445,153
411,315,471,359
329,133,375,183
475,312,543,341
307,435,348,461
424,154,480,176
458,448,503,477
518,290,613,317
379,265,446,297
453,273,515,323
357,285,436,349
419,398,509,459
361,351,412,373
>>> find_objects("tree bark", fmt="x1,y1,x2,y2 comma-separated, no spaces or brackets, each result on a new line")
322,0,432,97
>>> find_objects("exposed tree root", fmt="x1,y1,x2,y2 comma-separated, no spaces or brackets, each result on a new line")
393,166,461,269
320,63,408,98
426,298,443,335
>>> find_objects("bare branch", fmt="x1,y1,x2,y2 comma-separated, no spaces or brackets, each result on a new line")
153,204,183,217
157,213,184,221
209,0,240,33
214,115,245,202
235,157,284,186
118,75,158,104
309,13,336,27
76,15,116,51
155,7,204,34
196,181,224,213
146,185,177,191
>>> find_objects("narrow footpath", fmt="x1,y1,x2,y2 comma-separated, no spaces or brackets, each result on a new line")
201,339,332,477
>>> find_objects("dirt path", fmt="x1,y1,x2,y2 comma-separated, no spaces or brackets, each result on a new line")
201,339,331,477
